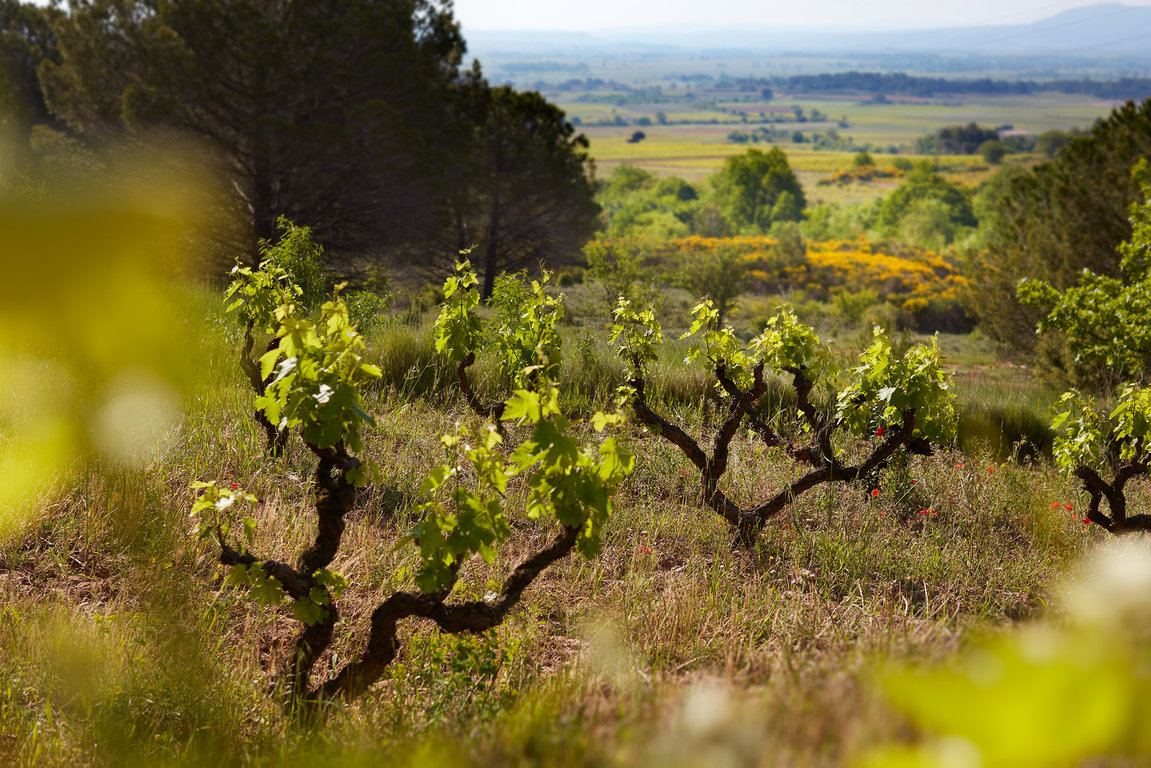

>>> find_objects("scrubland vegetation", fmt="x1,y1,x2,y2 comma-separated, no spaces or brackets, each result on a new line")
5,1,1151,766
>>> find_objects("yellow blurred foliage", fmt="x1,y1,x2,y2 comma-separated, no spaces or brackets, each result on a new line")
0,175,206,537
865,539,1151,767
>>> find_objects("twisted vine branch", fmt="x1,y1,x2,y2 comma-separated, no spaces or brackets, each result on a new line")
1074,438,1150,533
457,352,507,436
219,443,357,699
316,524,579,701
630,359,926,545
216,431,580,703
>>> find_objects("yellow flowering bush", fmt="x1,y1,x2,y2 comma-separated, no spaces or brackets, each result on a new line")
642,236,970,331
817,164,907,186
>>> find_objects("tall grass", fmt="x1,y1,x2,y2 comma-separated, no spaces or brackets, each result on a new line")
953,375,1060,462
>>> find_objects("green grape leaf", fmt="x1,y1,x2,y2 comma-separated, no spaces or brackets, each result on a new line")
503,390,541,422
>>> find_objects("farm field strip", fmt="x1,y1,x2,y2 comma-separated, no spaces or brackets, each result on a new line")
567,94,1119,189
583,126,1000,198
561,95,1115,133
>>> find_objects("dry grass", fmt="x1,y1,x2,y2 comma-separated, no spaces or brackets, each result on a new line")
0,310,1104,767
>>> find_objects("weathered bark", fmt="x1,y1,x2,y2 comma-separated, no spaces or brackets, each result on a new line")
298,449,358,575
218,441,358,702
1074,440,1150,533
217,429,577,703
219,546,310,597
316,525,580,701
743,410,915,540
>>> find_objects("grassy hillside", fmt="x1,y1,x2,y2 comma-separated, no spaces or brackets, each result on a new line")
3,147,1148,765
0,296,1115,766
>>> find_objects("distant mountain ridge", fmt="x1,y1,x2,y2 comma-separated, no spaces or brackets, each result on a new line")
466,3,1151,56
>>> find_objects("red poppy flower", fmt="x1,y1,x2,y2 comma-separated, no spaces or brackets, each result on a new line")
1050,502,1059,509
1064,503,1073,511
870,488,879,497
229,482,239,490
988,466,996,473
1083,517,1091,525
954,463,964,468
875,426,885,436
639,545,651,554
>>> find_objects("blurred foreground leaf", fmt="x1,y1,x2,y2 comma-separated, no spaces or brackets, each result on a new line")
0,180,202,536
865,540,1151,767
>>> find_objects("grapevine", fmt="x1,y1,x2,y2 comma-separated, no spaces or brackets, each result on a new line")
194,252,631,703
612,296,955,544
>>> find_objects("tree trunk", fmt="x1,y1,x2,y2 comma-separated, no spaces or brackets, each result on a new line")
250,153,276,255
481,191,501,301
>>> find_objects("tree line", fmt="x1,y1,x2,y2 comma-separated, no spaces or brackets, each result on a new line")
529,72,1151,104
0,0,598,298
766,72,1151,101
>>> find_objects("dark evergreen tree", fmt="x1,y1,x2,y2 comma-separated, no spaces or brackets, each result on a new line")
40,0,470,258
0,0,63,136
437,86,598,299
967,98,1151,356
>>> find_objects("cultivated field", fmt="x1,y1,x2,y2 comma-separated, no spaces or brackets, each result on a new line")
568,94,1116,201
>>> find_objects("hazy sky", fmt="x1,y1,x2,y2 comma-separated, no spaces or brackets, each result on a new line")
452,0,1151,31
